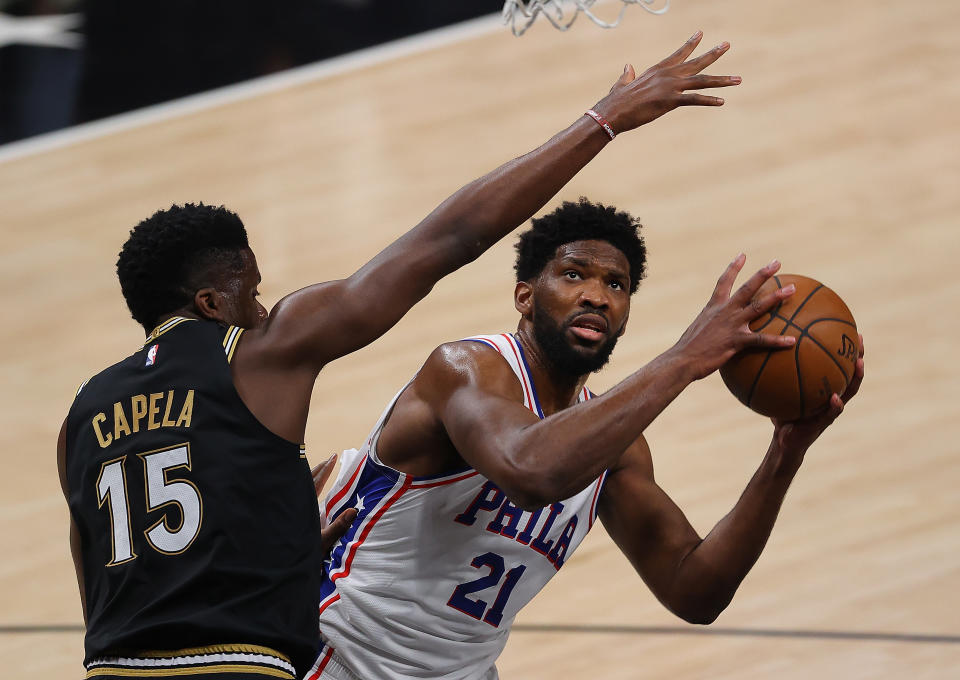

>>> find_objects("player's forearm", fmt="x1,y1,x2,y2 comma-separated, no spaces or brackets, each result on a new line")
394,115,611,279
666,445,802,623
507,348,698,507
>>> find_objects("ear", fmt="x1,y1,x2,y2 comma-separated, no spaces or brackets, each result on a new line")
194,287,226,322
514,281,534,317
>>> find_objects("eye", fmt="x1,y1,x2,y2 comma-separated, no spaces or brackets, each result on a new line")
564,270,581,280
609,280,624,291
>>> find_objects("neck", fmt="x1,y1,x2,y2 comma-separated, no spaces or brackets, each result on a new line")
514,326,588,417
145,310,202,338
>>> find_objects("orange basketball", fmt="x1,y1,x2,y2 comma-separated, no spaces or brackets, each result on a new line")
720,274,859,420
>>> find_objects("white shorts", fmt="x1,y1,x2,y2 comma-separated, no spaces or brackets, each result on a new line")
302,641,499,680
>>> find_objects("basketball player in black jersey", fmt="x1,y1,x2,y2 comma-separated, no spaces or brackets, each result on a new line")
59,33,746,679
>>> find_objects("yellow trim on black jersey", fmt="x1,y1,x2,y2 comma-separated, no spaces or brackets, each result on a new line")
222,326,245,364
136,644,290,662
85,644,294,679
300,444,307,460
145,316,197,345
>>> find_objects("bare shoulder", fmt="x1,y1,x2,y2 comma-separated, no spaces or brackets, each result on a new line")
415,340,525,404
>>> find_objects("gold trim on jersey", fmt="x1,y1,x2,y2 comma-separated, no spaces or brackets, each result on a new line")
145,316,197,345
300,444,307,460
136,644,290,662
85,643,294,679
222,326,245,364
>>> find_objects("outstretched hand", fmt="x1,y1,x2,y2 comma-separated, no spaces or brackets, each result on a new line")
312,454,358,557
674,254,798,381
594,31,741,134
771,334,866,456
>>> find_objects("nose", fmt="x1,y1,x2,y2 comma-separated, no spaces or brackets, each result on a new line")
577,279,609,309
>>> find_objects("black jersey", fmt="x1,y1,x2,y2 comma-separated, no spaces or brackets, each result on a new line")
65,317,322,675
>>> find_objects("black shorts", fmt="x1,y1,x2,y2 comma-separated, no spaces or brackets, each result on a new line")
85,643,296,680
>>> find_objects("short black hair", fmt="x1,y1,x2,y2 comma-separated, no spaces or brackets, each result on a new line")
116,203,249,329
514,198,647,293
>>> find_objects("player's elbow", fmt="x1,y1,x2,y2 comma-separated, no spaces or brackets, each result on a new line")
677,606,722,626
499,482,551,512
668,592,730,626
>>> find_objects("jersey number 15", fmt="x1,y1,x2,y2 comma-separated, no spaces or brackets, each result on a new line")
96,443,202,566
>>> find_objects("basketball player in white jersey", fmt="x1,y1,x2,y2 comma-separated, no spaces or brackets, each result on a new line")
307,196,865,679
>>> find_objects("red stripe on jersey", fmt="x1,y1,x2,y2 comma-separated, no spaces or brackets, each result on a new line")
306,645,335,680
331,476,413,582
502,334,535,413
472,338,501,354
318,592,340,617
409,470,480,489
325,456,366,521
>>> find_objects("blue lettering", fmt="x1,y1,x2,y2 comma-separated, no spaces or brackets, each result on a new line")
454,481,504,526
547,516,578,569
486,499,524,538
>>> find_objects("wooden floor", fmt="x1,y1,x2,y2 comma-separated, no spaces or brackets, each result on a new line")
1,0,958,677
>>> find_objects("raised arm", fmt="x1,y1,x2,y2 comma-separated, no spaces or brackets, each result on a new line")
260,32,742,368
395,258,798,509
599,337,865,624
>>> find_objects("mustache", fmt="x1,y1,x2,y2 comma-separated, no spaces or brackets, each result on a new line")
566,310,610,330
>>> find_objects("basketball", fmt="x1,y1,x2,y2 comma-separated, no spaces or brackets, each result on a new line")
720,274,859,420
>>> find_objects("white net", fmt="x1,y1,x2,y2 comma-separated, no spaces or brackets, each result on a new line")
502,0,669,36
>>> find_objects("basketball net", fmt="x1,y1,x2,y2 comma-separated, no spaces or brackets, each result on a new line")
502,0,669,36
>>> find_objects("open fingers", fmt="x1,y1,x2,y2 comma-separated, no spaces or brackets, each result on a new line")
312,453,338,496
678,93,726,107
320,507,357,555
661,30,704,66
682,74,742,90
730,259,782,307
681,41,731,73
748,330,797,351
741,281,795,323
609,62,637,94
711,253,747,303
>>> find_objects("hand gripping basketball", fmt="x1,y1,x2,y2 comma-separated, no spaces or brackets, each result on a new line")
591,31,742,134
721,275,862,420
673,255,798,382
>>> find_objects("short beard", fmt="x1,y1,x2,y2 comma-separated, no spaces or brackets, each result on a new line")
531,301,619,378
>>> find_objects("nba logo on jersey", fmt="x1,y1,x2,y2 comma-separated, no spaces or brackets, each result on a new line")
145,343,159,367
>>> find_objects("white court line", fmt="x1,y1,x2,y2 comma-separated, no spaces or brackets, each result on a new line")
0,12,503,165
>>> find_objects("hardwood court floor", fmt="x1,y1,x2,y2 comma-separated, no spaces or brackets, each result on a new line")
1,0,957,677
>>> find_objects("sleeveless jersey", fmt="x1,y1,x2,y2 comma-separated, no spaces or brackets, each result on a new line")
310,333,606,680
65,317,322,676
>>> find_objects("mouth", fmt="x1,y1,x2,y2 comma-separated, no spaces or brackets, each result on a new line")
568,313,609,343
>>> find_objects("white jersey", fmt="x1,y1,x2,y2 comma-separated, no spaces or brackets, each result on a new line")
307,333,607,680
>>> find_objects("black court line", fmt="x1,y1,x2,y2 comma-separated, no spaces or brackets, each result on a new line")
512,623,960,645
3,623,957,645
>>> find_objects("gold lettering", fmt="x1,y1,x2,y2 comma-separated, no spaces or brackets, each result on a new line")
148,393,163,430
161,390,177,427
113,402,131,440
92,413,112,448
130,395,148,432
175,390,194,428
